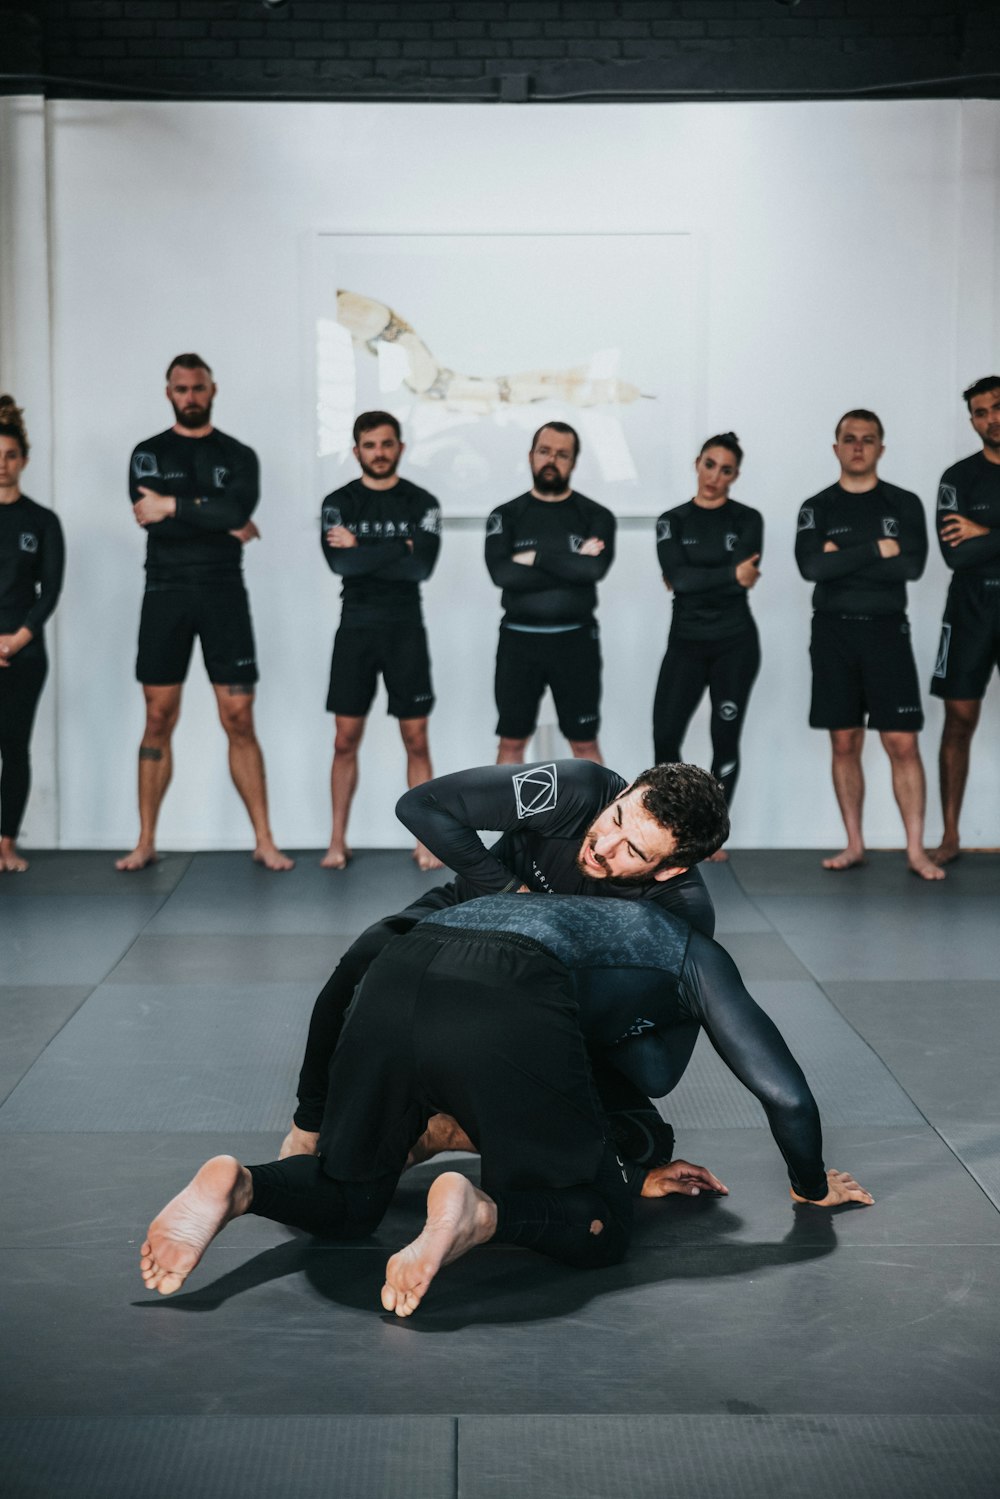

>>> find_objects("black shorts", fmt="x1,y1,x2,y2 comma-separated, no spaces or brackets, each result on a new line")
809,612,924,732
326,619,434,719
929,580,1000,701
495,622,601,742
136,585,258,687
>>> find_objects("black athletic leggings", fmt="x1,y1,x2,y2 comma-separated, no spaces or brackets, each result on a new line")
0,645,47,839
652,625,760,804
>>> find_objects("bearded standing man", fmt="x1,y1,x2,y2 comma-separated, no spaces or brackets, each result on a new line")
117,354,291,872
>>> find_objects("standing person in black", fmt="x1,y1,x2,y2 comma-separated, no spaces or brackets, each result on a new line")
485,422,615,765
0,396,64,872
795,410,942,881
928,376,1000,865
320,411,442,871
652,433,762,860
116,354,292,873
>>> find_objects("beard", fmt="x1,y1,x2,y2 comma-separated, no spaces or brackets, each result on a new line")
359,455,399,480
983,428,1000,451
533,463,568,495
576,837,656,888
171,399,213,429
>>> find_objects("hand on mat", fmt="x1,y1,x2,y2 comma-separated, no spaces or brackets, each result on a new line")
791,1167,874,1208
641,1159,728,1199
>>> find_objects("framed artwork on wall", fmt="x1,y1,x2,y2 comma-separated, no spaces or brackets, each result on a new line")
313,232,700,518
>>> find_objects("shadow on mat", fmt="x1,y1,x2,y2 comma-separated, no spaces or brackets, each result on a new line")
134,1192,843,1329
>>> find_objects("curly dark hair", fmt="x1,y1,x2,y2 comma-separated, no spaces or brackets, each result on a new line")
0,394,29,458
629,762,730,866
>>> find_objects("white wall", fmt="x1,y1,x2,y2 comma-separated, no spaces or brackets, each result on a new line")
2,97,999,850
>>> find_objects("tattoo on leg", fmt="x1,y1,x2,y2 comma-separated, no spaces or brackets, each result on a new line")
226,685,254,697
139,747,163,762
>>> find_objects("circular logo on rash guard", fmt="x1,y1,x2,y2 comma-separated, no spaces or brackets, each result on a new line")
726,533,738,552
717,701,739,721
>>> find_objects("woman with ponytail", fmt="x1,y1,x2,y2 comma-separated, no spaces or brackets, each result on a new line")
652,433,763,861
0,397,65,870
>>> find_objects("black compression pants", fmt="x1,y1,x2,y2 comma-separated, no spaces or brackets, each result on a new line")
652,625,760,804
254,929,632,1270
0,645,47,839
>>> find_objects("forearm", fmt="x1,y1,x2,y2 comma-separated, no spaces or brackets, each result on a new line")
795,541,879,582
322,538,409,576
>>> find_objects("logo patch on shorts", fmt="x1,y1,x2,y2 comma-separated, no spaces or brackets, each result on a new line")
937,484,958,513
19,532,38,553
797,507,814,532
512,763,558,819
933,623,951,678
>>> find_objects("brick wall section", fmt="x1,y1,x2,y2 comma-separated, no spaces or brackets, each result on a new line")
3,1,998,100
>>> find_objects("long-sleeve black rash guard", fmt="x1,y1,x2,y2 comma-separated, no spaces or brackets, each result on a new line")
424,894,829,1201
485,491,616,626
0,495,65,637
321,476,442,624
936,452,1000,594
656,498,763,641
795,480,927,616
129,427,259,586
396,759,715,936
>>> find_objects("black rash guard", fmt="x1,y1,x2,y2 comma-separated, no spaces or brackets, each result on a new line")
656,498,763,641
423,894,828,1201
795,480,927,616
485,491,616,627
321,476,442,625
395,759,715,935
129,427,259,586
0,495,65,637
936,452,1000,595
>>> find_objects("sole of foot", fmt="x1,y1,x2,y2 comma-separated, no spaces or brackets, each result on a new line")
139,1154,249,1297
380,1171,495,1318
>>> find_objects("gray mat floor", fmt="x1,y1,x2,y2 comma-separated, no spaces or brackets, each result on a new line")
1,848,999,1497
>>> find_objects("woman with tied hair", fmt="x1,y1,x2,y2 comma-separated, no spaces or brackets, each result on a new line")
0,396,65,871
652,433,763,861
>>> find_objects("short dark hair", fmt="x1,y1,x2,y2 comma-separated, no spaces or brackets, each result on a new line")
699,431,743,467
531,421,580,462
962,376,1000,410
353,410,402,444
0,394,29,458
166,353,212,381
835,409,884,441
630,762,730,866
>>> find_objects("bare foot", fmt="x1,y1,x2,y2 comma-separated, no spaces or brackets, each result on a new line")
929,841,960,867
406,1113,476,1167
279,1123,320,1160
908,851,946,882
139,1154,253,1296
115,843,158,872
320,844,352,870
706,848,729,863
413,842,443,872
0,838,28,872
381,1171,497,1317
822,847,867,871
253,840,294,872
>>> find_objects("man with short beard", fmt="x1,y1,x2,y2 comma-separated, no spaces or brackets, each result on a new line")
929,377,1000,864
485,422,616,766
117,354,291,872
320,411,442,870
